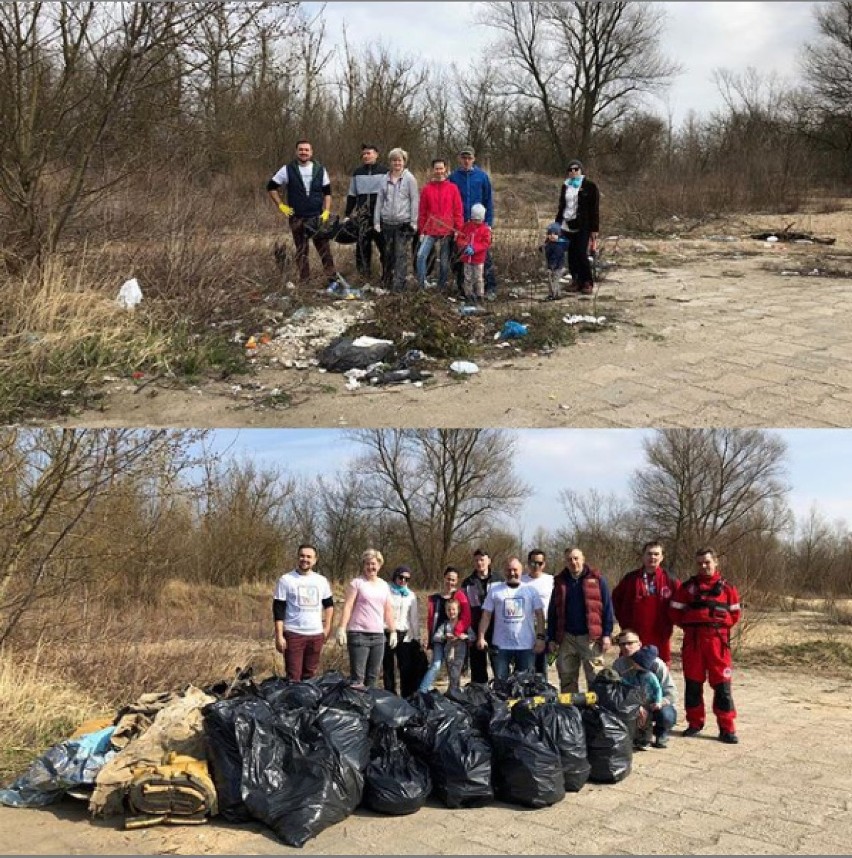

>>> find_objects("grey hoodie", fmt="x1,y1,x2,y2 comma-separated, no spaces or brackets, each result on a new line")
374,168,419,229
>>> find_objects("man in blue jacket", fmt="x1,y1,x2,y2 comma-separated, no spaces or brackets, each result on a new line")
449,145,497,299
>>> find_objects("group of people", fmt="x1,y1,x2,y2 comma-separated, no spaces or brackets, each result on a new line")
266,140,600,301
272,539,741,751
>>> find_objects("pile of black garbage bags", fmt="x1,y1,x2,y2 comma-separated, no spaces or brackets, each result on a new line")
202,669,643,848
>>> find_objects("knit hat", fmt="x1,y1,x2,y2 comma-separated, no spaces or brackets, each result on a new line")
631,646,657,672
547,222,562,235
393,565,412,581
471,203,486,221
459,144,475,157
567,159,583,172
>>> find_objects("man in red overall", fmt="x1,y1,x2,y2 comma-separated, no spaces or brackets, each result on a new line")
669,548,741,744
612,540,678,665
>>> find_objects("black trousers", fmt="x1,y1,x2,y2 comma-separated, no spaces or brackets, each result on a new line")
566,229,593,287
355,223,385,279
382,631,420,697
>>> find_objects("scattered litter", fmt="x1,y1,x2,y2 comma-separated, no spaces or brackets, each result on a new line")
345,377,361,391
319,337,394,372
61,389,74,397
351,336,393,349
499,320,528,340
765,235,779,243
562,315,607,326
449,360,479,375
116,278,142,310
750,229,835,245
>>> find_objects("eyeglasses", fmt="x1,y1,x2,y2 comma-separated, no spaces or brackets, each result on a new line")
529,560,544,567
568,166,581,172
397,576,411,582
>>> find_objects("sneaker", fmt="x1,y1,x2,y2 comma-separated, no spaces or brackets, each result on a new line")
544,294,558,302
633,742,650,752
682,726,703,737
653,734,669,749
719,731,739,745
580,283,594,295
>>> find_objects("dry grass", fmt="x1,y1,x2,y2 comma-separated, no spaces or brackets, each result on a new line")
0,647,110,781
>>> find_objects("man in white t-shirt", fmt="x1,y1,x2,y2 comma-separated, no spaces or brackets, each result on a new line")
273,543,334,680
476,557,546,680
522,548,555,676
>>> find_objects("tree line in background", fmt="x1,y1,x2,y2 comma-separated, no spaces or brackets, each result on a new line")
2,427,851,650
1,1,851,262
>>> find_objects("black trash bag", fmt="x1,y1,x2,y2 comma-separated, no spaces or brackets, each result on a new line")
202,696,269,823
203,666,258,700
315,706,372,772
429,724,494,809
489,670,559,701
363,724,431,815
582,706,632,784
488,706,565,808
334,218,360,245
318,337,394,372
401,691,471,761
445,683,507,734
366,688,418,728
518,700,590,793
590,671,644,738
258,677,324,712
319,679,374,718
236,705,368,848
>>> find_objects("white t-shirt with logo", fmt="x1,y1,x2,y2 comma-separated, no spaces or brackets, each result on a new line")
274,569,332,635
482,582,544,650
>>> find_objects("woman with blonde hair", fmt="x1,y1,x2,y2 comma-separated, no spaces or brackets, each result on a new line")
373,147,419,292
336,548,397,688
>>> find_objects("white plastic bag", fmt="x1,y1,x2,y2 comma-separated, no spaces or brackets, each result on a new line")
116,278,143,310
449,360,480,375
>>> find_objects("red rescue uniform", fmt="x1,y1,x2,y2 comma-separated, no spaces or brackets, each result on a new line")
669,572,741,733
612,566,678,664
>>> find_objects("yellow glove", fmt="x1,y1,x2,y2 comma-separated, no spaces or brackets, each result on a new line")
278,203,294,217
320,209,330,223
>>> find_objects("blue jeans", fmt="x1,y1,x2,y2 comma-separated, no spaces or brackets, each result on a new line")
491,647,535,680
419,640,467,692
347,631,385,687
636,703,678,745
416,234,453,289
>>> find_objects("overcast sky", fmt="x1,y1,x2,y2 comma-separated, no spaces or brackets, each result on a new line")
302,1,819,127
205,429,852,537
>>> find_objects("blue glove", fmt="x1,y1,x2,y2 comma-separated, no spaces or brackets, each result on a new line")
464,244,474,256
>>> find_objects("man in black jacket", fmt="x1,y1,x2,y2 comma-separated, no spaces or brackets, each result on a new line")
344,143,388,282
554,158,600,295
267,140,337,287
460,548,502,683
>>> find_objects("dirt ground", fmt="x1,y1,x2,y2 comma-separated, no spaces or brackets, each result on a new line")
61,207,852,429
1,663,850,856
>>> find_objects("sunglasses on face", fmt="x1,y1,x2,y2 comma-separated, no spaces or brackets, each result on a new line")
397,576,411,582
529,560,544,566
568,166,581,172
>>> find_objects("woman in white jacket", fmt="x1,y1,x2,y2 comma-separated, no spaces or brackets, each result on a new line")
383,565,421,697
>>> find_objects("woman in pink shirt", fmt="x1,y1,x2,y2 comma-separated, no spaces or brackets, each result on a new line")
335,549,397,688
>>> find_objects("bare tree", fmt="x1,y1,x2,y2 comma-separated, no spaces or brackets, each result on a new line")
351,430,531,583
478,1,680,166
630,429,792,575
0,428,207,644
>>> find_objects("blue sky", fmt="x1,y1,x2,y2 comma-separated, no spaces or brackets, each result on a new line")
204,429,852,535
304,1,820,126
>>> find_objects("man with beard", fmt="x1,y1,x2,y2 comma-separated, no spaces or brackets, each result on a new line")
476,557,546,680
460,548,500,683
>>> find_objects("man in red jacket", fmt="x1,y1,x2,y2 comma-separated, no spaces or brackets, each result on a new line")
612,540,678,665
416,158,463,292
669,548,741,744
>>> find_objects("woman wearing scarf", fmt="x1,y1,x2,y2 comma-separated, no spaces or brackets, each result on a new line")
554,158,600,295
383,565,421,697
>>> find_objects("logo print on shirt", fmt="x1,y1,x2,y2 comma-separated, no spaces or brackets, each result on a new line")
297,585,319,607
503,597,525,620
